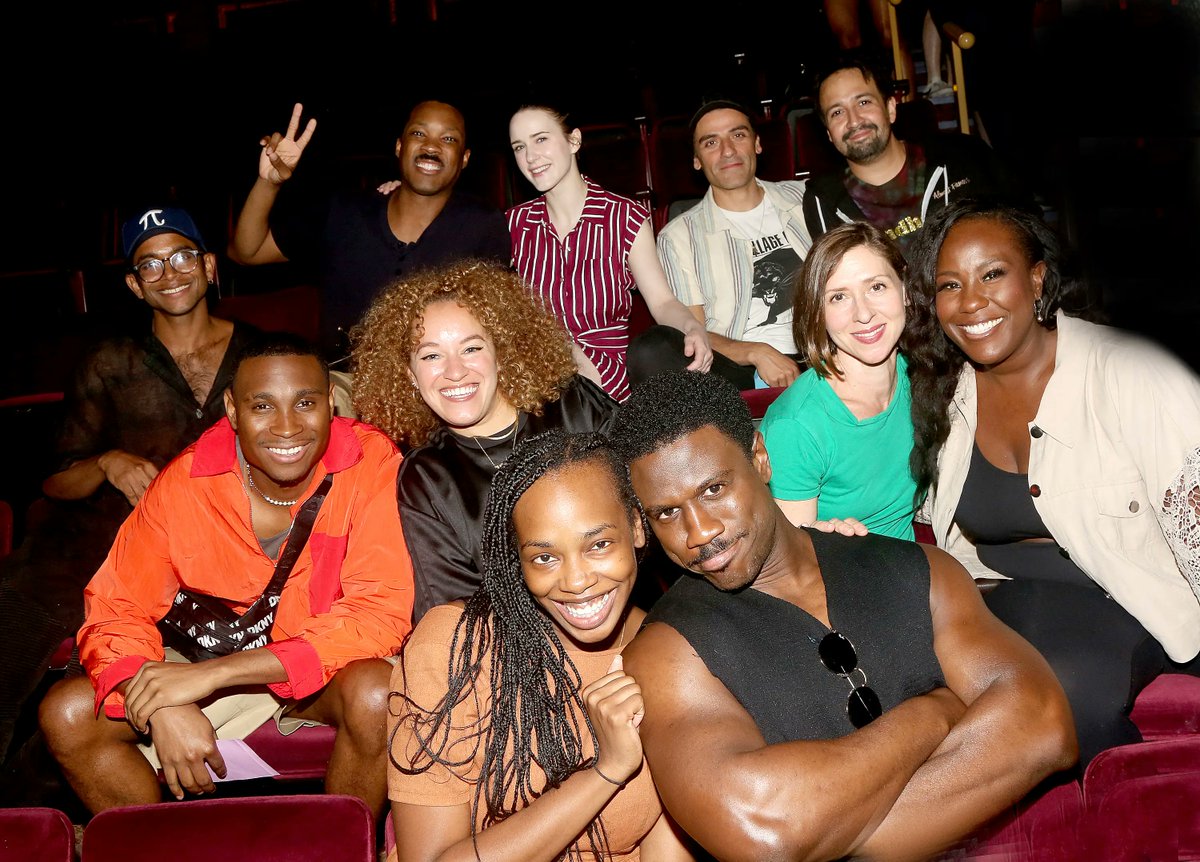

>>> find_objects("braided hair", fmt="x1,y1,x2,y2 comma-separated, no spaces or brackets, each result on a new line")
390,430,645,859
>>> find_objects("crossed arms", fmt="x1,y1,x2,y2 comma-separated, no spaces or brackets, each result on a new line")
621,545,1077,862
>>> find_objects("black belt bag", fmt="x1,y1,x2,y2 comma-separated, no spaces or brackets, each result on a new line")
157,474,333,663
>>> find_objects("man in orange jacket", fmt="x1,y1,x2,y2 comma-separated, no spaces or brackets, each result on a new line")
39,333,414,817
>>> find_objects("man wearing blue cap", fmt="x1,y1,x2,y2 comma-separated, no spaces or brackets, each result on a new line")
0,206,255,781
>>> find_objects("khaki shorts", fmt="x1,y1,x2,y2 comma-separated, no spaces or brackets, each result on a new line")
136,648,323,769
135,648,398,768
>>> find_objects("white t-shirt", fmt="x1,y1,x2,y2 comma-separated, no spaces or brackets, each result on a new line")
718,196,802,355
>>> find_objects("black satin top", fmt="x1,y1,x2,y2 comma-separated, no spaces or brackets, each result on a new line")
397,376,619,624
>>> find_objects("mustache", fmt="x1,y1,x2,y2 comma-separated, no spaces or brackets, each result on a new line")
690,532,745,566
415,153,444,165
842,122,878,142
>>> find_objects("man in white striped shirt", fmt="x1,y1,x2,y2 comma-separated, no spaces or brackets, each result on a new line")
652,100,813,391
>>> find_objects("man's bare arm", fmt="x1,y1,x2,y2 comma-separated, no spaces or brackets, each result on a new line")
122,649,288,732
43,450,159,506
228,102,315,265
856,547,1078,860
622,623,964,862
228,177,288,265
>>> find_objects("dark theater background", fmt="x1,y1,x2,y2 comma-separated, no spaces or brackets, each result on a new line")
1,0,1197,515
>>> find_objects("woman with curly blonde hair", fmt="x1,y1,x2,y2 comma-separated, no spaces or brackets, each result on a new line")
353,260,619,624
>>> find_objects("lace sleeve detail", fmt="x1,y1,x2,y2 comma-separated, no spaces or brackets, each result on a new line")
1161,447,1200,598
914,492,933,526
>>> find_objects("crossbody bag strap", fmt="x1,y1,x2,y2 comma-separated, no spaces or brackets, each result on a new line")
245,472,335,616
157,473,335,662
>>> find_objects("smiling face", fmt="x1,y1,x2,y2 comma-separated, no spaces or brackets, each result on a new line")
933,217,1049,370
396,101,470,197
516,460,645,651
509,107,580,195
823,245,907,371
408,299,516,437
124,232,215,317
818,68,897,165
630,425,776,593
224,354,333,498
692,108,761,194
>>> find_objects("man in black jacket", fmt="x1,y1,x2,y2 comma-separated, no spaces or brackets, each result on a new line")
803,56,1033,252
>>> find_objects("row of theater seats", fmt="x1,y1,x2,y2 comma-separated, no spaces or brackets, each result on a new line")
2,721,1198,862
0,794,374,862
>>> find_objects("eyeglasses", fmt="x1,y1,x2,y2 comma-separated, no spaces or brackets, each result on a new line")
818,630,883,729
132,249,203,283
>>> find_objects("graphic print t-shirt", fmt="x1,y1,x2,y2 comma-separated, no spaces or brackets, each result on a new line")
845,142,929,249
719,197,802,354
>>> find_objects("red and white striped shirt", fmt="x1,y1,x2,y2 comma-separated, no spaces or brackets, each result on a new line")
507,179,648,402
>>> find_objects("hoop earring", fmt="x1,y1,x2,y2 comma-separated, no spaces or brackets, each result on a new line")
1034,296,1046,323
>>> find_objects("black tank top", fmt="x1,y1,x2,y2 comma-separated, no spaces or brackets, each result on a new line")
644,530,945,743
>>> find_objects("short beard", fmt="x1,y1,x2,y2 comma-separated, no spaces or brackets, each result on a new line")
842,125,890,164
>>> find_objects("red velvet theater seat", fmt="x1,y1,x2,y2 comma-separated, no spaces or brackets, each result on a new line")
1083,735,1200,811
214,285,320,345
1084,772,1200,861
81,794,373,862
1129,673,1200,739
955,778,1084,862
242,721,337,782
0,500,11,559
0,807,73,862
740,386,787,420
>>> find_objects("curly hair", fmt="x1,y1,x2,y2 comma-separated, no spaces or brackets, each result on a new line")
902,198,1096,506
350,260,577,447
390,430,645,859
609,369,755,464
793,221,908,379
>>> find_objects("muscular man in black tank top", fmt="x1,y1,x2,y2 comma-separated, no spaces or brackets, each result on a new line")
610,370,1076,862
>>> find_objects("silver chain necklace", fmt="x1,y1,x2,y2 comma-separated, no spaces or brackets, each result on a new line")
245,464,297,507
471,419,518,471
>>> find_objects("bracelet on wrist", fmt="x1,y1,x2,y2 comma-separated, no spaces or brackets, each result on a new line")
592,763,626,788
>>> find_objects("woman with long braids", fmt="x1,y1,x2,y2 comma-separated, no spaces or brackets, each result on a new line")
352,260,619,625
905,198,1200,766
387,430,693,861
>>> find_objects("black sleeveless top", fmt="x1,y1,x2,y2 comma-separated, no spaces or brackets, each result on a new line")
644,530,945,744
955,443,1093,587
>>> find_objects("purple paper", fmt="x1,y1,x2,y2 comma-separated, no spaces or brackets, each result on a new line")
207,739,281,782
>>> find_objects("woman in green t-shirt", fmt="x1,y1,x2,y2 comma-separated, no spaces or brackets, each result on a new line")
759,222,918,540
